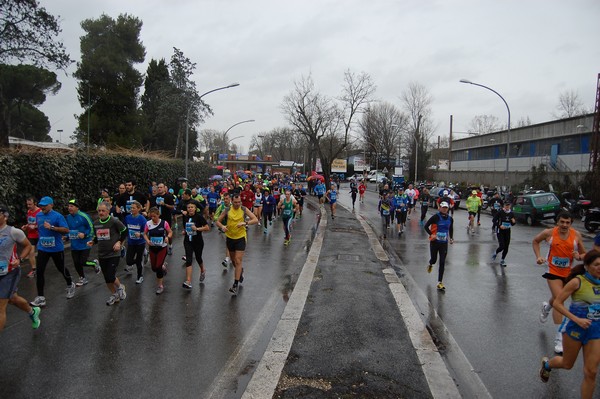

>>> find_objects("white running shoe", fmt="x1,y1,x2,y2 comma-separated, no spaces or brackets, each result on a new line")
540,301,551,323
554,336,563,354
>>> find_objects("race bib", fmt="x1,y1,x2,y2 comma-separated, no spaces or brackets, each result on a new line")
185,222,196,236
501,222,511,229
40,236,56,248
209,198,217,204
551,256,570,268
128,230,140,239
382,209,390,216
150,236,164,246
283,209,292,216
587,304,600,321
156,197,164,205
68,230,79,240
0,260,8,276
126,200,133,213
96,228,110,241
436,232,448,242
27,216,37,225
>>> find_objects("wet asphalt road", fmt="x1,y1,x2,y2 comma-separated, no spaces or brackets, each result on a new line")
337,184,599,398
1,207,318,399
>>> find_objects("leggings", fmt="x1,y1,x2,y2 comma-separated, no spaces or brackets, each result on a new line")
71,249,91,278
99,256,120,284
183,237,204,266
420,204,429,221
282,216,293,239
262,210,273,226
149,246,167,278
126,243,145,279
495,230,511,260
429,241,449,282
36,250,72,296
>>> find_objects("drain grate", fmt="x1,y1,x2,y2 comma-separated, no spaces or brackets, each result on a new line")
337,254,362,262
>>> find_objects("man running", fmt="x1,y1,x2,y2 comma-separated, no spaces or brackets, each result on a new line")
466,190,482,235
66,199,99,287
0,205,41,331
30,197,76,307
492,201,516,266
405,183,417,218
392,188,409,236
21,197,41,278
349,181,358,208
533,211,586,354
215,194,258,295
424,201,454,291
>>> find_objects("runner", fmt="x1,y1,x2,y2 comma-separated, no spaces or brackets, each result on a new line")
424,201,454,291
124,201,147,284
476,188,484,226
325,184,338,219
88,202,128,306
293,183,306,218
533,211,587,354
358,180,366,203
144,207,173,295
349,181,358,208
488,192,503,232
253,186,263,226
214,192,232,268
378,192,393,238
0,204,41,331
116,179,149,220
30,196,75,307
491,201,516,266
465,190,481,235
215,194,258,295
206,185,220,226
392,188,409,236
314,179,326,206
21,197,41,278
419,188,430,226
182,202,210,289
65,199,99,287
539,250,600,399
277,190,299,245
261,187,276,234
151,183,175,255
405,183,417,218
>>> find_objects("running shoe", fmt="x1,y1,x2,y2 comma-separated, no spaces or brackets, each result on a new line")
199,271,206,282
117,284,126,300
539,357,551,382
427,264,433,274
182,281,192,289
182,256,187,262
106,294,120,306
500,259,506,267
540,301,551,323
30,306,41,329
229,285,238,296
263,227,268,234
222,259,229,268
258,222,261,227
167,246,173,255
75,277,89,287
27,269,36,278
436,282,446,291
554,337,563,354
240,269,244,284
66,283,76,299
136,276,144,284
125,265,133,274
477,221,481,226
30,296,46,307
156,285,164,295
93,259,101,274
491,253,497,261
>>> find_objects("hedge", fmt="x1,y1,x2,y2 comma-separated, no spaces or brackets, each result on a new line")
0,149,209,224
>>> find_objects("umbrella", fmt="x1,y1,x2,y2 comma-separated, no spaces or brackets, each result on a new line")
307,175,324,181
210,175,223,180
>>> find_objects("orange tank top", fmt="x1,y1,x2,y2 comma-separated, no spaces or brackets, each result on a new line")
546,227,577,278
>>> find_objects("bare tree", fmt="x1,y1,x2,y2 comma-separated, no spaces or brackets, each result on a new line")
401,82,434,183
281,71,375,184
467,114,500,134
552,90,589,119
516,116,533,128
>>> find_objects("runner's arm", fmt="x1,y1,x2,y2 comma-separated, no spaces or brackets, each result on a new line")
532,229,552,263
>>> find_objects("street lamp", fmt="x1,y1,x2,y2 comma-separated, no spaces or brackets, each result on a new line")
185,82,240,178
460,79,511,182
221,119,256,173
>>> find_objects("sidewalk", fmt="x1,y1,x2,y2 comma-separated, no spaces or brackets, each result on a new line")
243,199,460,398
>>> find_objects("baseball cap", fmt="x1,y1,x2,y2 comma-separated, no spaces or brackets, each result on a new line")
38,196,54,206
443,190,448,196
472,190,477,195
68,199,80,208
440,201,449,208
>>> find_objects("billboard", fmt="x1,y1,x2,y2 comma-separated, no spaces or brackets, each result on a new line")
331,159,347,173
354,158,369,172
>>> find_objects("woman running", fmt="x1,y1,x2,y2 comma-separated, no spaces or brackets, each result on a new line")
125,201,147,284
253,186,263,226
277,190,298,246
144,207,172,295
182,202,210,289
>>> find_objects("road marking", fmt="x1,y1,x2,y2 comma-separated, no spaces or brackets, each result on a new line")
241,206,327,399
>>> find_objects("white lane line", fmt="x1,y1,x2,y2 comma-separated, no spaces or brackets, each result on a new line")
241,206,327,399
350,204,463,399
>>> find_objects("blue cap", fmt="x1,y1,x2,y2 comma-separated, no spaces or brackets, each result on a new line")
38,196,54,206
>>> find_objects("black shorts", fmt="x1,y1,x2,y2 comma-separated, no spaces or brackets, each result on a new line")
226,237,247,252
28,237,38,246
468,211,477,217
542,273,567,284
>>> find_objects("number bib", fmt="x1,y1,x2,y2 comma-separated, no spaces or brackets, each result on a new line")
128,230,140,239
156,197,164,205
126,200,133,213
185,222,196,236
283,209,292,217
27,216,37,225
551,256,570,268
587,304,600,321
0,260,8,276
501,222,511,229
40,236,56,248
96,228,110,241
436,232,448,242
382,209,390,216
68,230,79,240
150,236,164,246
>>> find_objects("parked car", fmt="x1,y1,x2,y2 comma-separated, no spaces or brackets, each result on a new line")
512,192,561,225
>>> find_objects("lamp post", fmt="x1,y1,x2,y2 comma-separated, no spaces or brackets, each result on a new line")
185,82,240,179
460,79,511,182
221,119,255,173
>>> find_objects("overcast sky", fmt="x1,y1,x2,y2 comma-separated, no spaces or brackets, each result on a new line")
39,0,600,152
